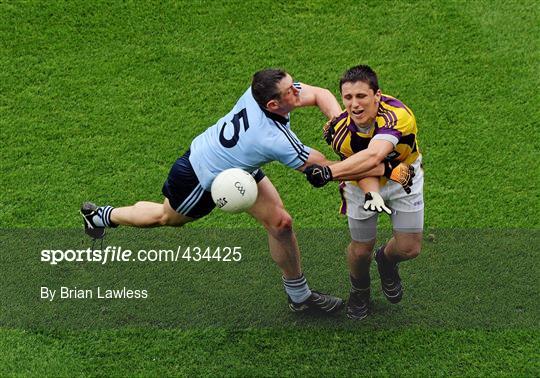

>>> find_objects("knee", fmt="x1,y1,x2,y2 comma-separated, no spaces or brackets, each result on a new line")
158,214,173,226
348,241,374,262
274,210,293,234
400,241,422,260
156,207,184,227
160,214,186,227
279,208,293,228
264,208,293,235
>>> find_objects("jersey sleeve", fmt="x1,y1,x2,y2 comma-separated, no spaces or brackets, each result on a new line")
268,124,311,169
373,108,413,147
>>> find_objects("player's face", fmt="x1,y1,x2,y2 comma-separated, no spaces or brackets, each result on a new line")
341,81,381,127
275,74,301,112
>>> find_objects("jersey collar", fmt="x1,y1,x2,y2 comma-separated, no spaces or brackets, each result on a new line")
260,105,289,125
347,115,375,134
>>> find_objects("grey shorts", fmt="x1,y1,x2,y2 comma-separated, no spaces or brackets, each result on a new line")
348,208,424,242
340,156,424,219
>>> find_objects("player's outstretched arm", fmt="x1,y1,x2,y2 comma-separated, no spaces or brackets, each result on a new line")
303,139,416,189
330,139,394,180
297,149,336,172
302,140,391,187
302,159,385,188
297,83,342,120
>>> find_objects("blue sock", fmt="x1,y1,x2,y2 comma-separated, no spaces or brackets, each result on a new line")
282,274,311,303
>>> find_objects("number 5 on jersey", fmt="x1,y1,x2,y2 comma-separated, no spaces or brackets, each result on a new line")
219,108,250,148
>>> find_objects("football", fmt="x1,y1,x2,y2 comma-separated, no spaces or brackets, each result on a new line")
211,168,258,213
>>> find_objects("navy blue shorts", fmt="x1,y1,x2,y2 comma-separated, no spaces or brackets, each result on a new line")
162,150,265,219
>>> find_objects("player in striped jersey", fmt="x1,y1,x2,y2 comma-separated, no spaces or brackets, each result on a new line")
304,65,424,319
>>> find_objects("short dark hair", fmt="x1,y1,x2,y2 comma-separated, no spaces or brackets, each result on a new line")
339,65,379,94
251,68,287,108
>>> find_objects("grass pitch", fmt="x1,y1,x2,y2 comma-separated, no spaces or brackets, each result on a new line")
1,0,539,376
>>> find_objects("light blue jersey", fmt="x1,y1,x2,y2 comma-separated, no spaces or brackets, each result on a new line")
189,87,311,190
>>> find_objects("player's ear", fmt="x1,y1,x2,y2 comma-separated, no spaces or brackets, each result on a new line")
375,89,382,103
266,99,279,111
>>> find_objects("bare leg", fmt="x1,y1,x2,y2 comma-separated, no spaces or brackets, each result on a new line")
248,177,343,312
266,227,301,278
384,231,422,263
347,239,376,280
247,177,302,279
111,198,194,227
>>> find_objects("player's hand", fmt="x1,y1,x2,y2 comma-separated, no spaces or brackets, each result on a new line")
364,192,392,215
323,116,338,145
304,164,333,188
384,161,415,194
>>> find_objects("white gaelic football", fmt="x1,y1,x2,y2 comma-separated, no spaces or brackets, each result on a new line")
211,168,258,213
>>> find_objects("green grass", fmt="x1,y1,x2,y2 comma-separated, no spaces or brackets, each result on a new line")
2,328,537,376
1,0,539,376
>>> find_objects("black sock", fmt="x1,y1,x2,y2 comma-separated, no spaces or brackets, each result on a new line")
350,273,370,292
379,245,394,266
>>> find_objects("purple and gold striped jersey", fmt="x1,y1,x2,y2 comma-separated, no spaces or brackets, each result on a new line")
331,94,420,167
